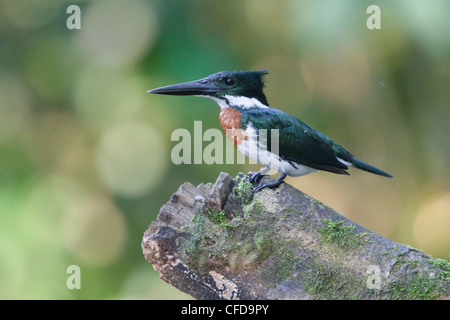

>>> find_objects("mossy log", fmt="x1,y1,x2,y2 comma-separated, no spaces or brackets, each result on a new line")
142,172,450,300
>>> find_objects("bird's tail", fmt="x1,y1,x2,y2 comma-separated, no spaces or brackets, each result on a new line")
350,157,393,178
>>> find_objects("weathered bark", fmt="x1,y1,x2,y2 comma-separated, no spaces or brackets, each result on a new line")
142,172,450,300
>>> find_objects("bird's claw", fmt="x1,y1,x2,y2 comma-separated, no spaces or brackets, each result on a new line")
252,182,278,192
253,184,266,192
251,172,287,193
247,171,264,184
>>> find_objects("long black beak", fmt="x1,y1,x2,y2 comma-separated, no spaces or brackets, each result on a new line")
147,78,220,96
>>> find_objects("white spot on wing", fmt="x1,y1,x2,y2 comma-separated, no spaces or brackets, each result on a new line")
337,157,353,167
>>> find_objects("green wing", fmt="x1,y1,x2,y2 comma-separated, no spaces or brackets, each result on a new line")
240,107,353,175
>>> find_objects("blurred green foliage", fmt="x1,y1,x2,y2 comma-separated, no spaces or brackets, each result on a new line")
0,0,449,299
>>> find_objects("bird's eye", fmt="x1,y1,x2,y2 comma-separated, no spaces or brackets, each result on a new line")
224,77,235,86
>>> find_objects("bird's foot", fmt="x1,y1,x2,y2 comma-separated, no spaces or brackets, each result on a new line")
247,171,264,184
253,181,282,192
253,172,287,192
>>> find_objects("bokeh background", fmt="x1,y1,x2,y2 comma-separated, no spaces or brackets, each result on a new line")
0,0,449,299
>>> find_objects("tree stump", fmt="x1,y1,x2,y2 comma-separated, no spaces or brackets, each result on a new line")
142,172,450,300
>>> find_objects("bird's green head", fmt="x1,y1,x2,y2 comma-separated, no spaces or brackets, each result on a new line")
148,69,269,106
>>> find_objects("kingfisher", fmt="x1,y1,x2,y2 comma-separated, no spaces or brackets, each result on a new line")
148,70,393,192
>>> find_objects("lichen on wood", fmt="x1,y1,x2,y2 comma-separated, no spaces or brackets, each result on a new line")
142,172,450,300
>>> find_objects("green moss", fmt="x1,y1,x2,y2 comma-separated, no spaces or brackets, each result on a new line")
300,256,363,299
381,247,399,259
206,209,234,228
261,240,297,285
319,218,369,250
177,199,275,273
410,276,440,299
235,177,253,205
177,174,450,299
386,273,442,300
208,209,225,223
254,230,273,258
241,199,265,221
282,207,301,219
383,257,450,300
428,258,450,280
